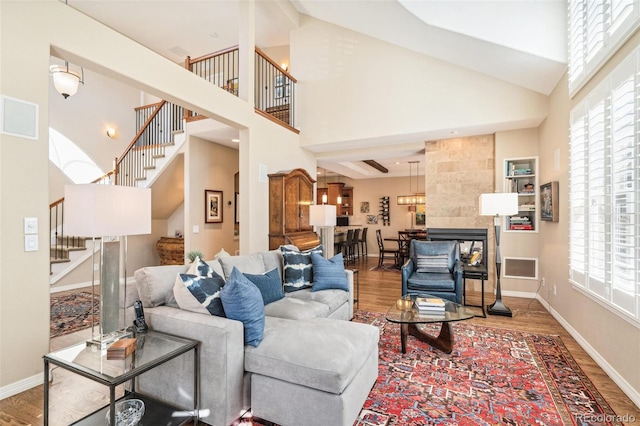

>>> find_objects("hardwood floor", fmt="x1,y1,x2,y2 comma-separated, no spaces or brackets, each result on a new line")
1,256,638,425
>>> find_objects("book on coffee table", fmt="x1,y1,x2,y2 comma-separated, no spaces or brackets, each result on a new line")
414,297,445,308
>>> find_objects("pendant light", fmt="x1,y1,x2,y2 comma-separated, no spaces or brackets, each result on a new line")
50,61,84,99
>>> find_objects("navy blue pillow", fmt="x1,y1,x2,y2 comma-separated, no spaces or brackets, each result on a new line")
310,252,349,292
243,268,285,305
220,267,265,347
177,273,226,317
280,245,323,292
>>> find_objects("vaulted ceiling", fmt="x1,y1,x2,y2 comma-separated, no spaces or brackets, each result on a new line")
66,0,567,178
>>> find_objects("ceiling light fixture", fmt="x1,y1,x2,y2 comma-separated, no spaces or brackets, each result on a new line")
50,61,84,99
397,161,424,205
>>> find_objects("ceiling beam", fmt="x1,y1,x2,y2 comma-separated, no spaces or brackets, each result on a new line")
362,160,388,173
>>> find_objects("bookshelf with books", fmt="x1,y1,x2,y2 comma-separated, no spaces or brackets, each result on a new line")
504,157,538,233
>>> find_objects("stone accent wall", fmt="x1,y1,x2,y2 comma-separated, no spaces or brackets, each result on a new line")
425,134,496,290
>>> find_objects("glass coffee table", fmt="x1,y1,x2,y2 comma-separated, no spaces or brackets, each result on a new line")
386,294,475,354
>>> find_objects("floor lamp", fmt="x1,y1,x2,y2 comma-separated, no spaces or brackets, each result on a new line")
64,184,151,348
479,192,518,317
309,204,337,258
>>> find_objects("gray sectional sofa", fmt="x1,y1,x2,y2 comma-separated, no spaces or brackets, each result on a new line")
128,248,379,426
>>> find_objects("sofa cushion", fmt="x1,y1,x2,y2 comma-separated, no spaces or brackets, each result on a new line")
135,264,189,308
174,272,226,317
261,250,284,279
407,271,455,291
220,267,265,347
263,297,330,320
280,245,323,292
245,317,379,395
416,254,450,274
203,259,225,278
219,252,266,278
310,252,348,292
243,268,285,305
285,288,348,314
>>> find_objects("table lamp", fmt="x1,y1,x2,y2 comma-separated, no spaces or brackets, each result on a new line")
479,192,518,317
64,184,151,347
309,204,337,258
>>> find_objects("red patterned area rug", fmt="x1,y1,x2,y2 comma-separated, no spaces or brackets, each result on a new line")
353,310,621,426
50,291,99,338
238,310,622,426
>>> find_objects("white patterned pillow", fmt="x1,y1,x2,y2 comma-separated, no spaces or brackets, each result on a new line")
280,245,323,292
174,257,226,316
416,254,450,273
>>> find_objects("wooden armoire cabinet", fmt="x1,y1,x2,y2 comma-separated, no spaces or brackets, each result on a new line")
268,168,316,250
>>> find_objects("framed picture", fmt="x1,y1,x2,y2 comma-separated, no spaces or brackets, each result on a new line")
540,181,559,222
205,190,223,223
360,201,370,213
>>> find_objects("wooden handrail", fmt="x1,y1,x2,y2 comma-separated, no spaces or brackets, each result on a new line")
49,198,64,209
255,47,297,83
116,100,168,166
186,45,240,67
134,101,163,112
254,107,299,134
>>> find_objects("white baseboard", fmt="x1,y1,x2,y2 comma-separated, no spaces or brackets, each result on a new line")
50,276,137,294
0,372,43,400
536,294,640,409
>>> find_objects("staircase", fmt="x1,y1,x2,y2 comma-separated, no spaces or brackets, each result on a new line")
49,102,186,285
50,45,296,285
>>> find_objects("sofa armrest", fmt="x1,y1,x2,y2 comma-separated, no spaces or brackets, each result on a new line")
138,306,246,426
345,268,354,318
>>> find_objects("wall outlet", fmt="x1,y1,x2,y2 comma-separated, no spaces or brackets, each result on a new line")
553,284,557,296
541,277,545,287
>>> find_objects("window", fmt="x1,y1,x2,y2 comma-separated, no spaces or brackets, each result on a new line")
569,47,640,323
568,0,640,95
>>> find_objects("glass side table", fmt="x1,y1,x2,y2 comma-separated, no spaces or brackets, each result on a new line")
43,330,200,425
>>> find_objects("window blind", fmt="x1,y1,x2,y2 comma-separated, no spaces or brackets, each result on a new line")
569,47,640,322
568,0,640,95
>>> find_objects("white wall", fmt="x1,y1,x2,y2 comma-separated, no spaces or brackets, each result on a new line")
291,16,549,151
0,0,313,393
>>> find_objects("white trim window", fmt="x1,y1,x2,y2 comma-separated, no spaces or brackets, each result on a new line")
568,0,640,96
569,47,640,323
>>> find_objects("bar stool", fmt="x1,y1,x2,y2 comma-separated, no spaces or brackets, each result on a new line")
358,227,368,258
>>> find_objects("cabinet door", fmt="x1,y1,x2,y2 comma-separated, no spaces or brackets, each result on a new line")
284,177,301,233
298,177,313,230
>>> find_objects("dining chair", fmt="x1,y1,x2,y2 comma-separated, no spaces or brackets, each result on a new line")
376,229,399,268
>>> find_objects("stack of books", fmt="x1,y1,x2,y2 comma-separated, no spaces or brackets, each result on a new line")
509,216,533,230
414,297,446,314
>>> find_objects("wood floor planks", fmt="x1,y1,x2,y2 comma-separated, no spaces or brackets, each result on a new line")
1,256,638,425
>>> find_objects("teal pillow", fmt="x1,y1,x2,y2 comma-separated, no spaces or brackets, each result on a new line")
220,267,265,347
243,268,285,305
310,252,348,292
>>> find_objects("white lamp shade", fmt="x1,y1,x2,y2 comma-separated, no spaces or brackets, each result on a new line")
309,204,337,227
64,184,151,237
479,193,518,216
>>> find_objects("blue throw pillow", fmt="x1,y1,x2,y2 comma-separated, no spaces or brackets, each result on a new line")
243,268,285,305
280,245,323,292
310,252,349,292
220,267,265,347
176,272,226,317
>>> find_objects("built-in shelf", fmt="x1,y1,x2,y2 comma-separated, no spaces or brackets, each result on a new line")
504,157,538,233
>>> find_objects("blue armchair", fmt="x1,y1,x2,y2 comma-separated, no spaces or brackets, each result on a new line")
401,240,463,304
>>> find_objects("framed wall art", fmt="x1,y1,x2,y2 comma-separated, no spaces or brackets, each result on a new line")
540,181,559,222
205,190,223,223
